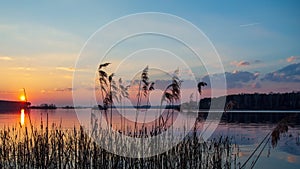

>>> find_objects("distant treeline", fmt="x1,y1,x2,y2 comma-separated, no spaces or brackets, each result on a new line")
30,104,57,109
199,92,300,110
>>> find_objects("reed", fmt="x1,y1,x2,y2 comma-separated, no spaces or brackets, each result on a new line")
239,115,297,169
0,117,237,169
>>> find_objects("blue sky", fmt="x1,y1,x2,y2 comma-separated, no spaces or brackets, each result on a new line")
1,1,299,67
0,1,299,105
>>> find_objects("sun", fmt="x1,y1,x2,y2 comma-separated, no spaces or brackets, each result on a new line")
20,95,26,101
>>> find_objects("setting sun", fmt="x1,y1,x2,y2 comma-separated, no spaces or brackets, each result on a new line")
20,95,26,101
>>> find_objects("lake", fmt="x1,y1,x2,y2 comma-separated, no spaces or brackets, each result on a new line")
0,108,299,169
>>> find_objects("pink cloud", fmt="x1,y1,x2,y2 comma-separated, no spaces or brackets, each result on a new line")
286,56,299,63
231,61,250,67
254,72,260,77
251,82,261,89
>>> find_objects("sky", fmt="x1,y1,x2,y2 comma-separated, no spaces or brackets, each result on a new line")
0,1,300,106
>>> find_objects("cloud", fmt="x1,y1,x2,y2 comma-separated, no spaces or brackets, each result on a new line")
202,71,259,89
286,56,299,63
41,87,74,93
231,61,251,67
40,90,48,94
0,56,13,61
54,88,74,92
263,63,300,82
56,67,75,72
254,60,262,64
254,72,260,77
56,67,88,72
10,67,36,71
251,82,261,89
239,22,261,27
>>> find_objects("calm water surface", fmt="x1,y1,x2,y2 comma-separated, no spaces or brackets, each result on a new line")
0,108,299,169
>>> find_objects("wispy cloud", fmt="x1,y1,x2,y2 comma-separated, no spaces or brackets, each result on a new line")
231,61,251,67
56,67,75,72
41,87,74,93
250,82,261,89
0,56,13,61
56,67,87,72
239,22,261,27
286,56,299,63
254,60,262,64
10,67,36,71
54,88,74,92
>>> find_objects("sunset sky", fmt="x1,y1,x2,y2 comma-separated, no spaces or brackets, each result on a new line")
0,1,299,106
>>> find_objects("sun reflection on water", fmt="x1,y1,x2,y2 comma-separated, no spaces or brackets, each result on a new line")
20,109,25,126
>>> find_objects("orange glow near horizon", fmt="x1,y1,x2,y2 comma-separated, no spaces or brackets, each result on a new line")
20,109,25,126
